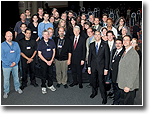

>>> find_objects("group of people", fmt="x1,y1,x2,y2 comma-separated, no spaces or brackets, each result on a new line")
1,7,141,105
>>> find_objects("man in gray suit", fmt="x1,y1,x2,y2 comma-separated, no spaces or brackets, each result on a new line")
117,35,139,105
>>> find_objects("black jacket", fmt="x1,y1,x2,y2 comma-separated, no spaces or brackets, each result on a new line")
70,35,86,65
88,41,110,72
111,48,125,83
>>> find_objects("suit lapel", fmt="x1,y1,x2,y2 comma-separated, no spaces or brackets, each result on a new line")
74,36,81,50
97,41,103,55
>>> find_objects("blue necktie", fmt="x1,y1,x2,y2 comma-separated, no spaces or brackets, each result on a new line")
96,43,98,54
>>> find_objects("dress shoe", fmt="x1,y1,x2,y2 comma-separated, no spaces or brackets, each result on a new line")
20,85,27,90
102,98,107,104
69,83,78,87
90,94,97,98
79,84,83,88
64,84,68,88
56,83,61,88
30,83,38,87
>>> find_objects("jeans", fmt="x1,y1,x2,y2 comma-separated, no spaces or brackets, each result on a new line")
2,65,20,93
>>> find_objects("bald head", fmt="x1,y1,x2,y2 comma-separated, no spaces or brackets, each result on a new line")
5,31,13,42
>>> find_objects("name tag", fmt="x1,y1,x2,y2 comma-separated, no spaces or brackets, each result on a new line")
58,45,62,48
10,50,15,53
47,48,51,51
112,60,115,63
33,31,37,34
27,46,31,50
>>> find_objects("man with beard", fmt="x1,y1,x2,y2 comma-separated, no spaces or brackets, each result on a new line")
54,27,72,88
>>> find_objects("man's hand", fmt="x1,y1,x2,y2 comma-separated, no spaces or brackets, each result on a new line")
104,70,108,75
67,59,71,65
46,60,53,66
124,87,130,93
27,58,33,64
10,62,16,67
88,69,91,74
81,60,84,65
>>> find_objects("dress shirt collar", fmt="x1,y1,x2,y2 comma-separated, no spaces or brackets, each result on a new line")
95,40,101,49
125,46,133,53
74,35,80,44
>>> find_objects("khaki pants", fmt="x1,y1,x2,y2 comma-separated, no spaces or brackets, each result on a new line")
55,59,68,85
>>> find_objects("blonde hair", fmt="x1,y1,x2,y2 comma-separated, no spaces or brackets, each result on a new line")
132,38,140,51
58,19,66,30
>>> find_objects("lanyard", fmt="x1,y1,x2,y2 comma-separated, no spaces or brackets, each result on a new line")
5,41,13,50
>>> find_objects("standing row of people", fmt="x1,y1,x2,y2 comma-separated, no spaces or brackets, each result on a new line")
1,7,141,105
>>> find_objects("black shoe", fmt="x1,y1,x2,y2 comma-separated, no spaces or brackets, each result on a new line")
64,84,68,88
90,94,97,98
79,84,83,88
69,83,78,87
30,83,38,87
102,98,107,104
56,83,61,88
20,85,27,90
107,92,113,96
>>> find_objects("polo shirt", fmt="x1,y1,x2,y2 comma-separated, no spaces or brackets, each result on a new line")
37,39,56,59
1,41,21,68
19,38,37,58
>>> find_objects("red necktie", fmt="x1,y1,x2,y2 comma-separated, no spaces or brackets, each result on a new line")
74,37,77,50
122,50,126,58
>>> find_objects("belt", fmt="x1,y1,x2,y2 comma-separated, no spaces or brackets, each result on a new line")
46,58,51,60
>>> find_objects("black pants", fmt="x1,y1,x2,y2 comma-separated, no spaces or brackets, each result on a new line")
112,83,120,105
91,68,107,99
119,89,136,105
21,58,36,87
71,63,83,85
40,59,53,88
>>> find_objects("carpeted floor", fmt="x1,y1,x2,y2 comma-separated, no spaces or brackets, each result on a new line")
1,64,142,106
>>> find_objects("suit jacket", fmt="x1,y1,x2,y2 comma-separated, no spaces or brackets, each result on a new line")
86,36,96,63
111,48,125,83
70,35,86,65
93,24,102,32
88,41,110,73
117,47,139,91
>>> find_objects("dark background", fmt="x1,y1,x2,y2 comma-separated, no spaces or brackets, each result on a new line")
1,1,142,41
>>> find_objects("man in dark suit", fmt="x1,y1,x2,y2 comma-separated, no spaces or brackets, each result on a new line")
110,39,125,105
88,31,110,104
69,26,86,88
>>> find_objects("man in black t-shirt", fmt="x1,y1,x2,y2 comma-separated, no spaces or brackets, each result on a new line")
19,29,38,90
54,27,72,88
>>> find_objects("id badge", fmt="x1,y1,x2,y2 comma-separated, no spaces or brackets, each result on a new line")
58,45,62,48
112,60,115,63
27,46,31,50
47,48,51,52
10,50,15,53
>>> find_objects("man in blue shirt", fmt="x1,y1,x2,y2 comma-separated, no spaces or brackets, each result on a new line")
38,13,53,40
1,31,22,98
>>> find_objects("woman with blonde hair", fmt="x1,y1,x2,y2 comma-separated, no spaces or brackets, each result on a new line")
55,19,67,37
131,38,142,67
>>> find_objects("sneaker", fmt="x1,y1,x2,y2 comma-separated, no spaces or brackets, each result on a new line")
56,83,61,88
16,88,23,94
3,93,8,99
42,87,47,94
47,85,56,91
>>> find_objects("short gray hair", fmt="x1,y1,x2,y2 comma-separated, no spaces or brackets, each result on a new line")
73,26,80,31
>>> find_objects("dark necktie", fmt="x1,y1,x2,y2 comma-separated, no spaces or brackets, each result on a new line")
113,51,118,59
96,43,98,54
